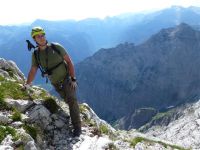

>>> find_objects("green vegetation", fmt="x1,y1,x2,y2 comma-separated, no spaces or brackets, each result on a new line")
43,97,59,113
79,104,97,126
0,78,50,100
0,92,10,110
15,144,24,150
38,89,49,99
129,136,190,150
0,126,18,142
79,104,87,113
99,124,109,135
23,124,37,140
0,75,5,81
11,109,22,121
79,104,90,113
6,68,15,78
1,67,15,78
84,118,96,127
0,80,30,99
129,137,147,147
108,143,118,150
152,112,168,120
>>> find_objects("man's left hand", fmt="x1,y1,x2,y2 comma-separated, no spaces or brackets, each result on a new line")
70,80,77,90
70,77,78,90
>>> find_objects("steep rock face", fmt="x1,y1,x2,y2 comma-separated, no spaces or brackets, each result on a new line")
144,99,200,150
76,23,200,126
0,58,25,82
115,108,157,130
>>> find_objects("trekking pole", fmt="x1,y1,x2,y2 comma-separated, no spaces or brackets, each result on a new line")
26,40,35,51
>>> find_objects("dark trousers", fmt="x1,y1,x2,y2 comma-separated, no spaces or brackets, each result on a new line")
53,78,81,129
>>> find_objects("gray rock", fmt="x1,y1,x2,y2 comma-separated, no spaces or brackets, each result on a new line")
81,103,116,133
0,113,10,124
16,128,34,144
0,145,13,150
24,141,38,150
0,58,25,81
0,69,10,78
5,99,34,113
46,125,54,130
27,105,52,128
146,99,200,149
116,107,157,130
1,135,13,146
54,119,65,128
11,121,23,128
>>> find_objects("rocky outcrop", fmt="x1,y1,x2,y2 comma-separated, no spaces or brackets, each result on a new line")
115,108,157,130
144,99,200,150
1,98,188,150
0,58,25,82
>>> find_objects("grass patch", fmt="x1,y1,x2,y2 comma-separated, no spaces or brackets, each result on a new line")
1,68,15,78
0,75,5,81
0,75,50,101
11,109,22,121
99,124,109,135
108,143,118,150
79,104,90,113
79,104,97,126
129,136,190,150
0,93,11,111
38,89,49,99
129,137,147,148
157,141,191,150
152,112,167,120
0,125,18,142
29,87,50,100
43,97,59,113
23,124,37,140
84,118,96,127
0,80,30,99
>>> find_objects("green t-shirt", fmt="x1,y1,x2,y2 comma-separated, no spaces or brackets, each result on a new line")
32,43,69,84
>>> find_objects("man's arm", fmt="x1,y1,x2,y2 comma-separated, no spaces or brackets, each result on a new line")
63,54,75,78
26,66,38,85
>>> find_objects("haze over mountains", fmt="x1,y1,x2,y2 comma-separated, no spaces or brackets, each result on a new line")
76,23,200,129
0,6,200,85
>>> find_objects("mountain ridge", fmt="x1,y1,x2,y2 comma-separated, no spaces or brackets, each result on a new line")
76,23,200,128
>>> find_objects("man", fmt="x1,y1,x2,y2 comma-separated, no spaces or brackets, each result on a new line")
25,26,81,137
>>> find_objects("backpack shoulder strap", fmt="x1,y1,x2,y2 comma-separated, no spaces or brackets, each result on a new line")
50,42,62,57
33,49,45,75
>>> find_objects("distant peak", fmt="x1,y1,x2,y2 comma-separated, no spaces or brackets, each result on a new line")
177,22,193,29
171,5,184,9
147,23,198,43
175,23,196,34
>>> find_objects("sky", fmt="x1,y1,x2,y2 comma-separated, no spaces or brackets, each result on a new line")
0,0,199,25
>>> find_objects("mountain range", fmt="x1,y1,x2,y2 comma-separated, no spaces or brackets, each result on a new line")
1,6,200,87
76,23,200,129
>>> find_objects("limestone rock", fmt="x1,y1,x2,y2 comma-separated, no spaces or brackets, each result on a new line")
0,58,25,81
5,99,34,113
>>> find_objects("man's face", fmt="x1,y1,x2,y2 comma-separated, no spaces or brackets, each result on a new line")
34,34,46,46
